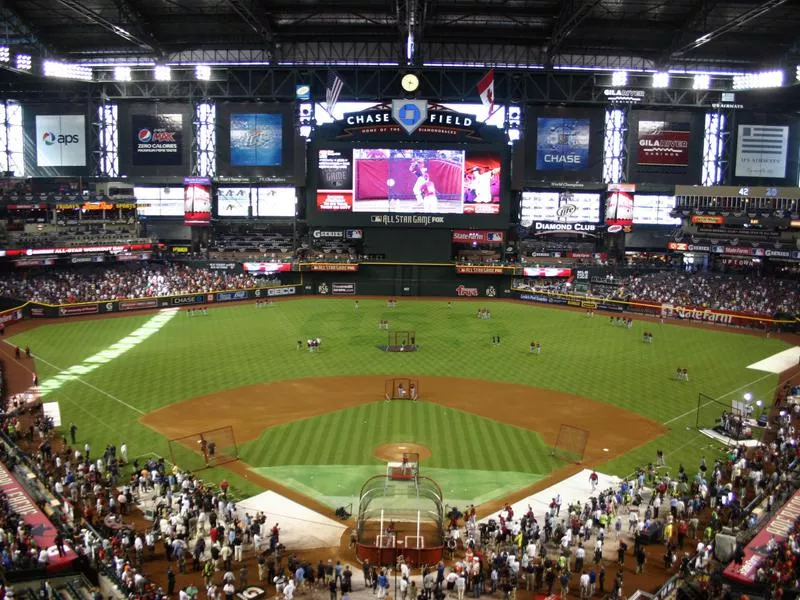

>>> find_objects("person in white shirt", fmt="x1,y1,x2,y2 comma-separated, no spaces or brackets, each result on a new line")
284,579,296,600
579,572,591,600
456,574,466,600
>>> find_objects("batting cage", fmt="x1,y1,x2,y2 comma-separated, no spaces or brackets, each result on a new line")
385,377,419,401
355,473,444,567
168,426,238,471
383,330,418,353
551,424,589,463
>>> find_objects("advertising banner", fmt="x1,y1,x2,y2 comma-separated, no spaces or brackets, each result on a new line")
184,177,212,226
242,262,293,274
535,117,591,171
690,215,724,225
522,267,572,277
332,283,357,295
723,489,800,584
455,265,508,274
451,230,505,244
265,286,297,297
520,192,601,225
0,462,77,571
308,264,359,272
35,115,86,167
519,292,567,306
230,113,283,167
734,125,789,178
58,304,99,317
637,121,690,166
132,113,184,166
119,299,158,311
216,290,249,302
0,308,23,326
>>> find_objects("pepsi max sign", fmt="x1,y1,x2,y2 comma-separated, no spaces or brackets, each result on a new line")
132,114,184,166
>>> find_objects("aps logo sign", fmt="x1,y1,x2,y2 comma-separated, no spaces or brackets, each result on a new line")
42,131,80,146
35,115,86,167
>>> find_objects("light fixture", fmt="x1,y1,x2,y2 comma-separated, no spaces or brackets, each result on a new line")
652,72,670,88
743,392,752,402
693,74,711,90
732,69,784,90
797,65,800,82
611,71,628,87
507,126,521,142
15,54,32,71
0,47,9,63
154,65,171,81
114,66,132,82
42,60,93,81
195,65,211,81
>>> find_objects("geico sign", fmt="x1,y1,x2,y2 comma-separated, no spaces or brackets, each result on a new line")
312,230,343,238
42,132,80,145
534,222,597,232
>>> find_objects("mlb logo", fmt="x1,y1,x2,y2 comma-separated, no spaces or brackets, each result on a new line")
486,232,502,242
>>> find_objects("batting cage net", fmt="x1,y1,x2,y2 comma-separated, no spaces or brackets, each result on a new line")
385,378,419,401
696,392,762,442
355,474,444,567
551,424,589,463
385,330,418,353
168,426,238,471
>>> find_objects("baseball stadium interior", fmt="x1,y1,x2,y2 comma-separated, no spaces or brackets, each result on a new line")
0,1,799,600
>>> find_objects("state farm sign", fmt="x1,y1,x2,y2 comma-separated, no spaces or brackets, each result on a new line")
451,230,505,244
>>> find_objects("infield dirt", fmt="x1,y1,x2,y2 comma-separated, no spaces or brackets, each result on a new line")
140,375,665,516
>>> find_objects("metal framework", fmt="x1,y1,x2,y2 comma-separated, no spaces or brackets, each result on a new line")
0,101,24,177
603,106,628,184
194,100,216,178
0,68,720,107
55,0,159,53
96,102,119,177
701,110,729,186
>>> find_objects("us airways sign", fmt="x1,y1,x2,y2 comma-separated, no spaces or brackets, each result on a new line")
322,102,502,143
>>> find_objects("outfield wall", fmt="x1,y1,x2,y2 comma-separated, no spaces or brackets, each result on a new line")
0,263,796,332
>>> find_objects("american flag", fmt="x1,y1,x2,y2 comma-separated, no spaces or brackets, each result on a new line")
325,71,344,114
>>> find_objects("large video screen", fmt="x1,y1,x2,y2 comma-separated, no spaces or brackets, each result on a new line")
316,148,501,215
520,191,600,226
217,187,296,218
230,113,283,167
134,187,184,216
633,195,681,225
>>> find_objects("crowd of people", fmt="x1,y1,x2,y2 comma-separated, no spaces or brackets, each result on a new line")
0,264,279,305
610,272,800,315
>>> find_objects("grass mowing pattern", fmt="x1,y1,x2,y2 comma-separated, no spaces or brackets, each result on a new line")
237,400,558,507
8,299,789,500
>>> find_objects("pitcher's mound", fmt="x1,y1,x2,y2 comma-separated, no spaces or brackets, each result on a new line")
373,443,431,462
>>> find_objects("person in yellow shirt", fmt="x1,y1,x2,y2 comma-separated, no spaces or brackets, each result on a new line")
663,522,674,545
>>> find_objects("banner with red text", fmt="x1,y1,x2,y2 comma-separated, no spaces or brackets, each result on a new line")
451,230,505,244
724,488,800,583
0,462,77,571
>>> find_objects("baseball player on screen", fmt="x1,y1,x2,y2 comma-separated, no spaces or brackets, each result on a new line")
410,160,438,212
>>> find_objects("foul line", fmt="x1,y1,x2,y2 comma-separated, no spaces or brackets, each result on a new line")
25,351,146,416
662,371,777,426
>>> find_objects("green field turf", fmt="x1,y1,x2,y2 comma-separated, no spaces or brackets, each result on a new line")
7,298,789,504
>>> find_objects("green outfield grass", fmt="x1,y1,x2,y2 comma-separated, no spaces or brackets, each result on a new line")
7,298,789,504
